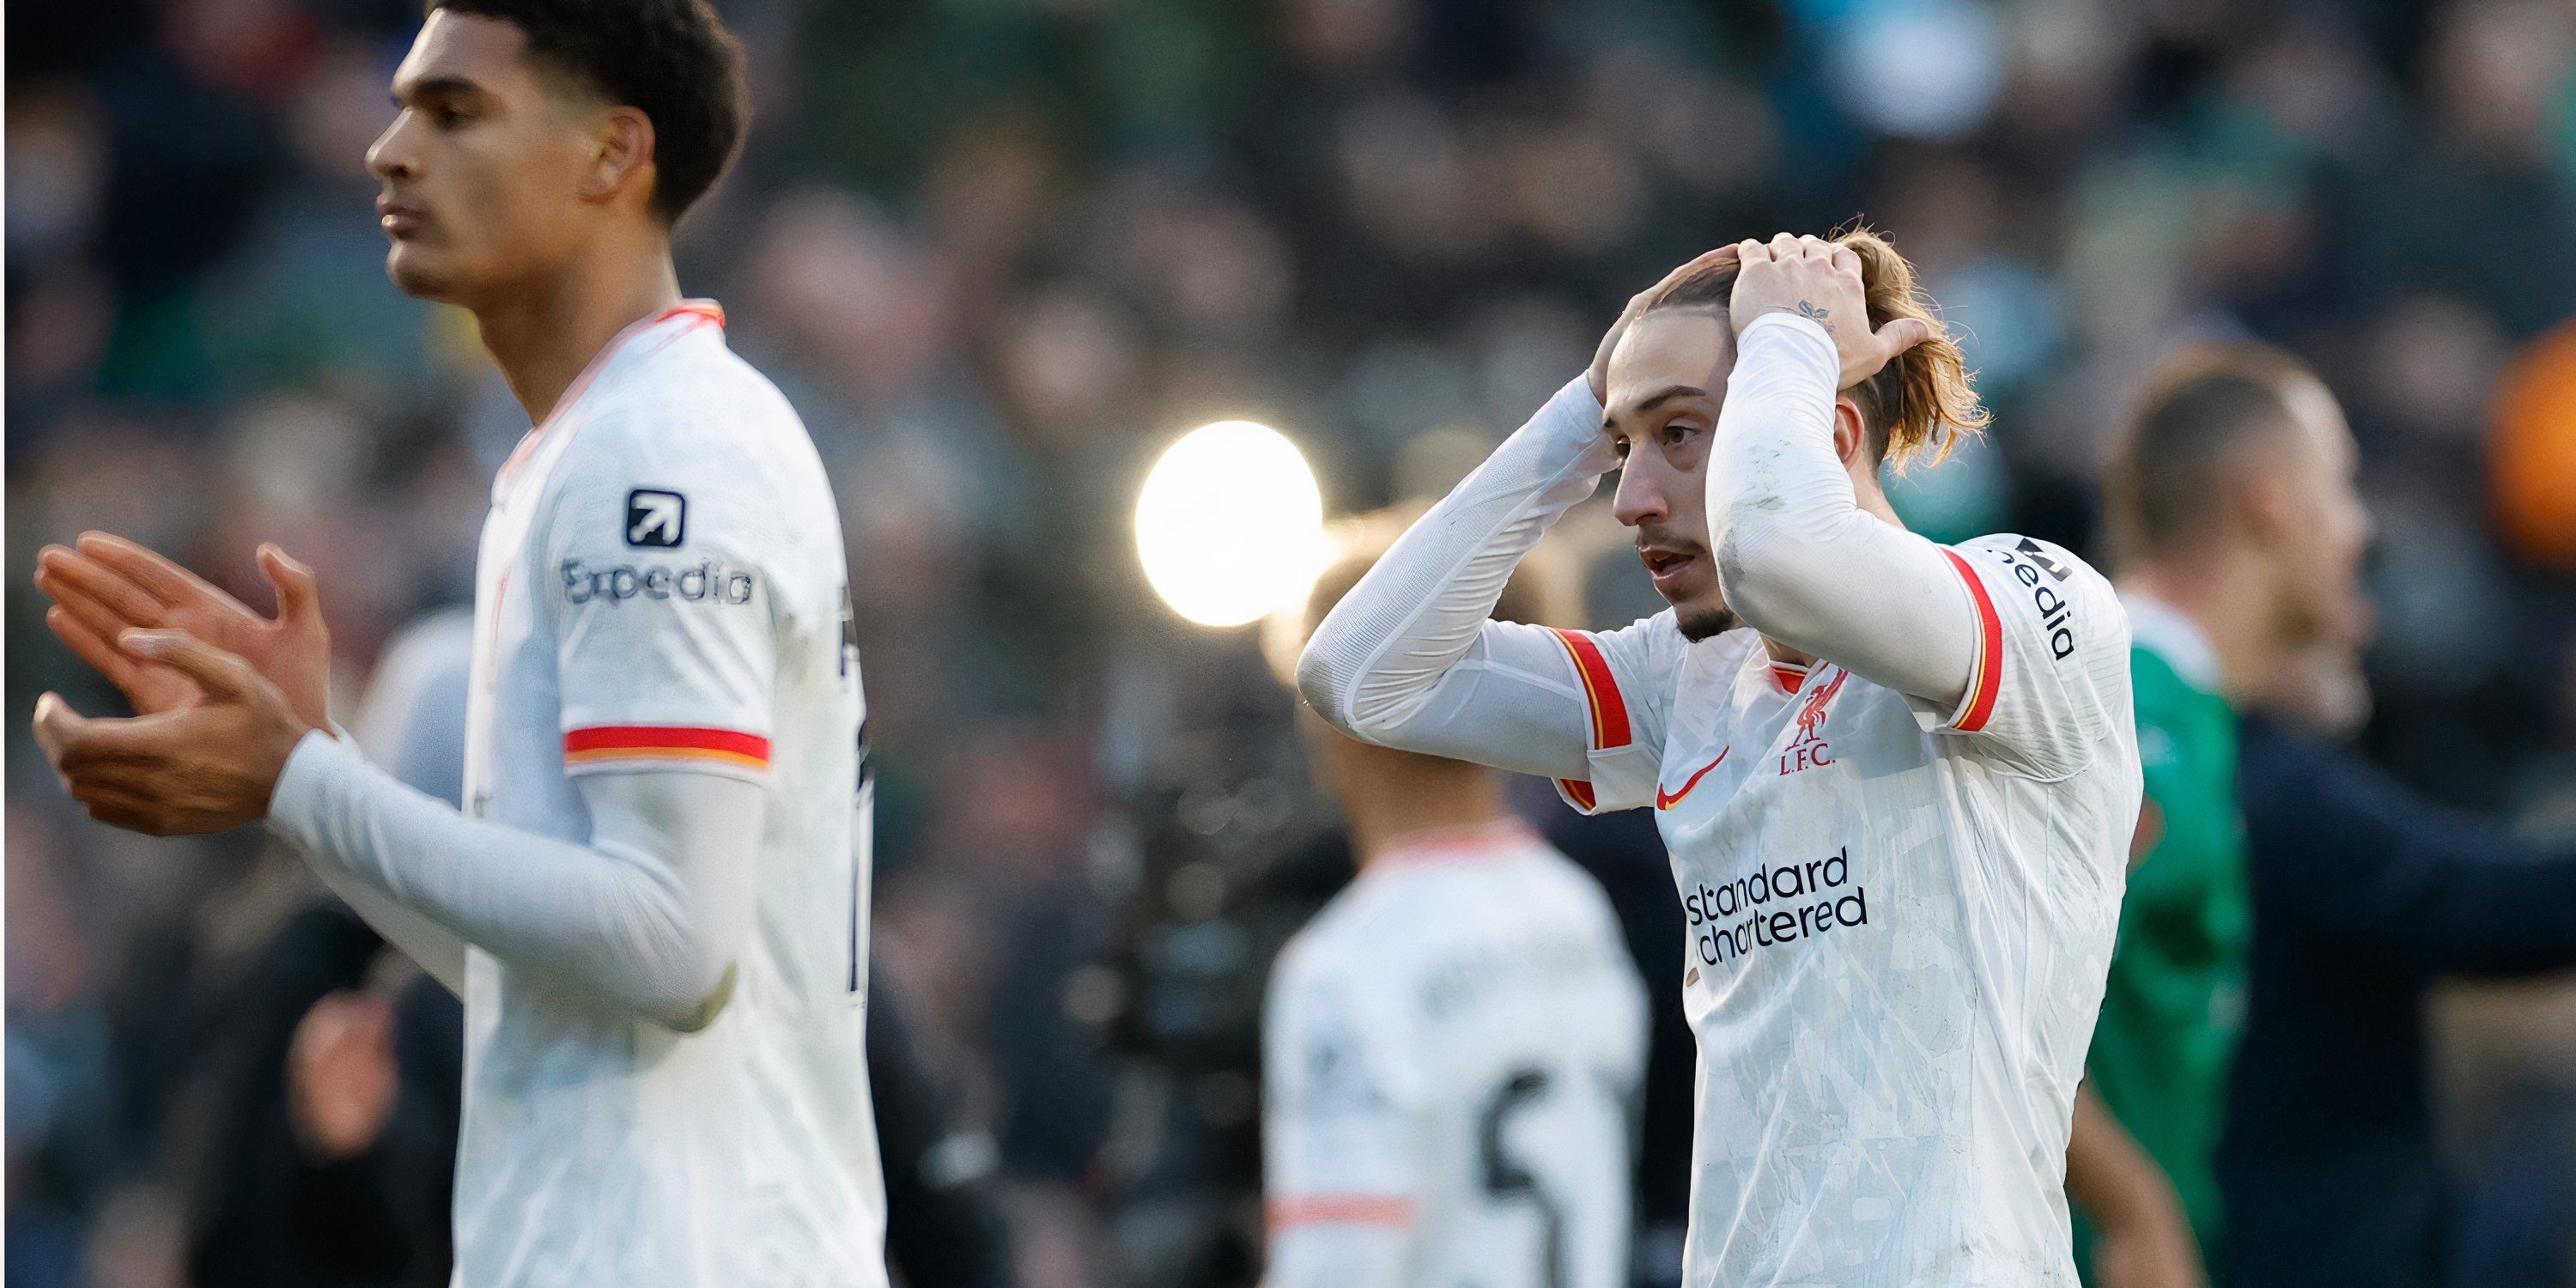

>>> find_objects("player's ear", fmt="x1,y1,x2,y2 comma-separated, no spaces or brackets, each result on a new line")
2234,466,2296,546
1830,398,1870,470
580,106,656,209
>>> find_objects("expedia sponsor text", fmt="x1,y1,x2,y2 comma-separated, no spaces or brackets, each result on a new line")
561,558,756,607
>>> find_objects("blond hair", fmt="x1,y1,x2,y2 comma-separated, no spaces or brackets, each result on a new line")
1646,223,1987,471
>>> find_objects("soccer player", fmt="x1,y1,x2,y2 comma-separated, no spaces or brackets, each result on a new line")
30,3,885,1285
1258,513,1649,1288
1297,232,2142,1285
2069,343,2372,1287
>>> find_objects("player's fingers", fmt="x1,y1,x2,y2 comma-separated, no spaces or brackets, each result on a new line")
36,546,167,629
1643,244,1744,307
44,577,151,662
1874,316,1935,359
46,605,150,694
259,544,325,634
1797,234,1834,262
1829,243,1862,276
31,692,95,768
119,629,261,703
1768,231,1801,259
1735,238,1769,265
31,692,79,766
1654,244,1739,289
80,532,254,617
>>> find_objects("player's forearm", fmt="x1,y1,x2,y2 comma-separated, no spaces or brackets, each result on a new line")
1297,374,1613,748
2063,1082,2188,1238
1706,314,1976,704
267,732,747,1030
303,857,470,997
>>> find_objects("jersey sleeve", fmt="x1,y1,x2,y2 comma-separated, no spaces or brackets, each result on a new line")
1262,945,1423,1232
1544,611,1687,815
1906,534,2131,780
536,410,783,782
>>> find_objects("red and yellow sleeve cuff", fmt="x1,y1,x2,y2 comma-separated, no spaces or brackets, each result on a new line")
1940,550,2003,733
563,726,771,772
1547,629,1632,750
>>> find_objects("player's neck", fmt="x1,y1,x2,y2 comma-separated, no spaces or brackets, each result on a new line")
2119,555,2281,703
474,240,684,428
1331,746,1515,874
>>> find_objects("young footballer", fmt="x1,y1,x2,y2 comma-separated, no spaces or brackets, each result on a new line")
1300,233,2142,1285
33,3,885,1283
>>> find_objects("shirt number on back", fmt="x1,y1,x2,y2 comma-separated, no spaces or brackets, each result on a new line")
1479,1068,1569,1288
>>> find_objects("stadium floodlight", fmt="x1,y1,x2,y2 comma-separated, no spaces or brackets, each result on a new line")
1135,420,1329,629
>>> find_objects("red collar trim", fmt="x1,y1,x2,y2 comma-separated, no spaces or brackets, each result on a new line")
1372,820,1535,867
497,299,725,483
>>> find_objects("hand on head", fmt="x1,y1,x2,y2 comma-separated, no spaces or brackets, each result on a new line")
1590,244,1743,405
1727,233,1934,392
32,534,331,836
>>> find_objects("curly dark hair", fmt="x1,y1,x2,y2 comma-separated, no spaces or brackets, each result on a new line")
428,0,749,225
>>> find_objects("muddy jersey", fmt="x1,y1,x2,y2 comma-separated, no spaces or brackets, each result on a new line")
1553,534,2139,1287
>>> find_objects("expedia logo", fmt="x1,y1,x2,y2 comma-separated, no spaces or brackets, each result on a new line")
561,558,756,607
1991,541,2077,661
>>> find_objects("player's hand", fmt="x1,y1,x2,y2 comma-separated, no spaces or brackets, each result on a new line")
2088,1196,2208,1288
1589,245,1742,405
32,629,317,836
34,534,332,731
287,989,401,1163
1725,234,1933,392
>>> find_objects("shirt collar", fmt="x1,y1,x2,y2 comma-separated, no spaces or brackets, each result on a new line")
2119,588,2224,692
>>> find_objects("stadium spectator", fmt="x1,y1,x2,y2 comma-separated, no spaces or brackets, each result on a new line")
2221,635,2576,1288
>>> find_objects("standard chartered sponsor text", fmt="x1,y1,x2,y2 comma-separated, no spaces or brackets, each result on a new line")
1681,846,1868,966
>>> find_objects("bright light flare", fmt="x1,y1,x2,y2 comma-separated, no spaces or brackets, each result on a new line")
1135,421,1329,628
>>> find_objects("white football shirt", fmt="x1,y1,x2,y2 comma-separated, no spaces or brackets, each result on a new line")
1262,822,1650,1288
1551,535,2138,1287
459,301,884,1285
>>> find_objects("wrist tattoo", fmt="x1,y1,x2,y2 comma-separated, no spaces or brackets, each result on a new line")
1795,300,1831,325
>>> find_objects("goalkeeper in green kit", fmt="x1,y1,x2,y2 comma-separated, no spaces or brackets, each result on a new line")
2065,342,2373,1288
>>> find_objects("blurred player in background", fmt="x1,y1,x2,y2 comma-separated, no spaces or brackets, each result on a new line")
30,3,888,1285
1300,232,2141,1285
2063,344,2367,1287
2098,343,2576,1288
1258,512,1649,1288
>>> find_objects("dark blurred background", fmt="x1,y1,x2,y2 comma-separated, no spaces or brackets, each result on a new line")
9,0,2576,1285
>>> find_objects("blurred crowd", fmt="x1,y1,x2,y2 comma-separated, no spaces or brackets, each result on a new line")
9,0,2576,1285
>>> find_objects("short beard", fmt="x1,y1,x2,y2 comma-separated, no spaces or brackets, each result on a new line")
1677,605,1739,642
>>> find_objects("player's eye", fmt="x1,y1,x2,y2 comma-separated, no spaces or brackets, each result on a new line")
1662,420,1701,447
1608,434,1631,459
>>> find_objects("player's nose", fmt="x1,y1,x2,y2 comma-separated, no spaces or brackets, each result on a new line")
365,116,416,184
1611,459,1668,527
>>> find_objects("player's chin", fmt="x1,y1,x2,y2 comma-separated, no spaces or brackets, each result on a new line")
1650,564,1719,611
383,244,460,302
1656,574,1734,641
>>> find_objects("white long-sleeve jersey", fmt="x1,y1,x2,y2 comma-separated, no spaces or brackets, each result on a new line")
1261,823,1649,1288
266,301,885,1287
1300,314,2141,1286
